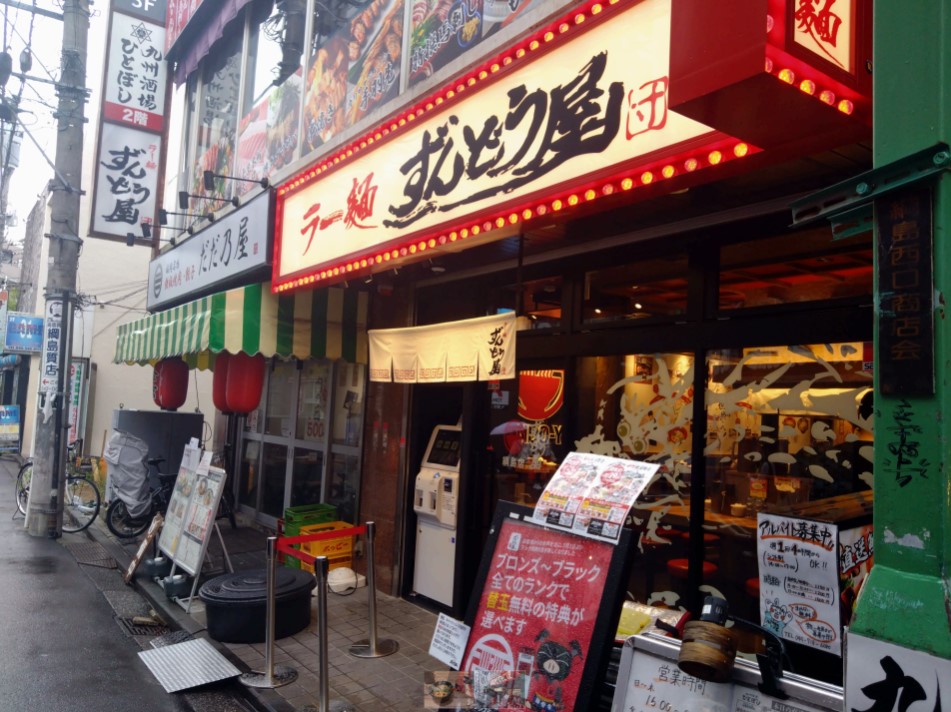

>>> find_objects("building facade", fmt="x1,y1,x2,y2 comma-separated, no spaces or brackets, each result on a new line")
111,0,951,701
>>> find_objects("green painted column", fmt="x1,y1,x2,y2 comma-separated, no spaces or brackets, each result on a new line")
850,0,951,655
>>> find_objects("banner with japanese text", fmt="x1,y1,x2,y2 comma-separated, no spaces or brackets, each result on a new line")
278,0,719,287
461,504,631,710
756,513,841,655
90,2,168,241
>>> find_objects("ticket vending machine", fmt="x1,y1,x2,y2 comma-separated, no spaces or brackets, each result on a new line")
413,424,462,607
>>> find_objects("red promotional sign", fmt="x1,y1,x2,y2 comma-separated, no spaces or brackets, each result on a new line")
462,508,626,711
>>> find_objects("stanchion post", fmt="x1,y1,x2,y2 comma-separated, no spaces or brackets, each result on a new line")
240,536,298,688
350,521,399,658
315,556,356,712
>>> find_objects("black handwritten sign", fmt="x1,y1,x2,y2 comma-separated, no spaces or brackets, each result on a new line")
876,188,934,396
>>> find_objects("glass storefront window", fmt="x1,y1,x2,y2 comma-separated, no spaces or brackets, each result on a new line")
328,452,359,524
297,361,331,442
719,228,873,311
191,30,243,207
583,255,689,324
290,448,324,506
265,361,296,437
333,362,365,446
509,277,563,330
261,441,289,517
233,2,302,191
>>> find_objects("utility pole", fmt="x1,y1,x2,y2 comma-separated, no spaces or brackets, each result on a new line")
25,0,88,538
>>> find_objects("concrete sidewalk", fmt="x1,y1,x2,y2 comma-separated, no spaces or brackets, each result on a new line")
81,466,444,712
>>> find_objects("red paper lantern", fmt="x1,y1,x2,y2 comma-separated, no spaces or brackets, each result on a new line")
153,358,189,411
213,351,232,413
225,352,265,414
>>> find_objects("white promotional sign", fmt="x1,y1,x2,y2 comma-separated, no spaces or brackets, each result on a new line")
103,11,167,132
92,122,162,239
756,513,841,655
40,298,64,393
147,191,272,310
429,613,471,670
532,452,659,543
846,631,951,712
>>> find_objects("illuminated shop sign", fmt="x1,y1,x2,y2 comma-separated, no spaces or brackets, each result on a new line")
275,0,760,292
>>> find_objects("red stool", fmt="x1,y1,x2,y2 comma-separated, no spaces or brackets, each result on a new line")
744,577,760,598
666,558,718,579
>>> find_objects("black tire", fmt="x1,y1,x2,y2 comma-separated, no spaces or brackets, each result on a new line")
62,477,101,533
107,499,150,538
15,461,32,515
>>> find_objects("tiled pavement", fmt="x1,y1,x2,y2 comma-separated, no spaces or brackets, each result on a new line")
97,510,446,712
217,591,445,711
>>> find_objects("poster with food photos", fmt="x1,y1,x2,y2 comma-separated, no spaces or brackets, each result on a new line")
531,452,658,543
159,447,227,576
462,504,631,711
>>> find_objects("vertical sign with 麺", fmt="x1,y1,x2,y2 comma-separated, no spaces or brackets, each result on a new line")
876,188,934,396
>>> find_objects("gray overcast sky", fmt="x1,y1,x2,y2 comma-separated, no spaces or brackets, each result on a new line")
1,1,107,244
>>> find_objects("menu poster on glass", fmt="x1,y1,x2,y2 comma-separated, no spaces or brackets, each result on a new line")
756,513,842,655
532,452,659,543
462,502,632,711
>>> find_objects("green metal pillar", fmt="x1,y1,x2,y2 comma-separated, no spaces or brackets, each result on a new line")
849,0,951,655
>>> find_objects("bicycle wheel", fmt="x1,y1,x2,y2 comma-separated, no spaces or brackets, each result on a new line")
62,477,101,533
107,499,150,538
15,461,32,515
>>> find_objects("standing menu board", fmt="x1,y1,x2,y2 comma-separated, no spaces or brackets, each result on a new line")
756,513,841,655
462,502,632,711
159,444,227,576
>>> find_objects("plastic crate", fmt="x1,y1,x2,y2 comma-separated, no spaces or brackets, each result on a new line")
284,503,337,526
283,505,337,569
299,521,354,573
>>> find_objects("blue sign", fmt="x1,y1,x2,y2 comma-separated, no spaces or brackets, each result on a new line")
0,404,19,452
5,313,44,353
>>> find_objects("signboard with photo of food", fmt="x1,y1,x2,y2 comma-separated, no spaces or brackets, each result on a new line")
408,0,482,88
302,0,404,152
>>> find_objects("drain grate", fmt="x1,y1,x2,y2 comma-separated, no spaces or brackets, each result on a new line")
117,616,171,637
64,541,117,569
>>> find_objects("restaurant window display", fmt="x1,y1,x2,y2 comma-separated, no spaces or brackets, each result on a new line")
238,357,367,526
301,0,405,154
190,31,243,207
233,2,302,190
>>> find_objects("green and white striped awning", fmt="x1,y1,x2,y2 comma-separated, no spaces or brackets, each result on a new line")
114,282,368,369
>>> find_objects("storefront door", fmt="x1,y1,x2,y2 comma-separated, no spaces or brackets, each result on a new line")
238,357,367,527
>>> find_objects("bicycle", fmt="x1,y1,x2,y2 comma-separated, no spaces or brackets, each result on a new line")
15,443,102,533
106,457,176,538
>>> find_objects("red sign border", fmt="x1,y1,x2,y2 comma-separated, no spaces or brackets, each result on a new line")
461,501,634,710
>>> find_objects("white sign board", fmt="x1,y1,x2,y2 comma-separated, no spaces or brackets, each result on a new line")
103,11,167,132
531,452,659,543
846,631,951,712
91,121,162,239
146,191,272,310
756,513,841,655
40,298,64,393
429,613,471,670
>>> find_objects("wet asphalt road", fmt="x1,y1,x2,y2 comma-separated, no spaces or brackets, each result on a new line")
0,460,188,712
